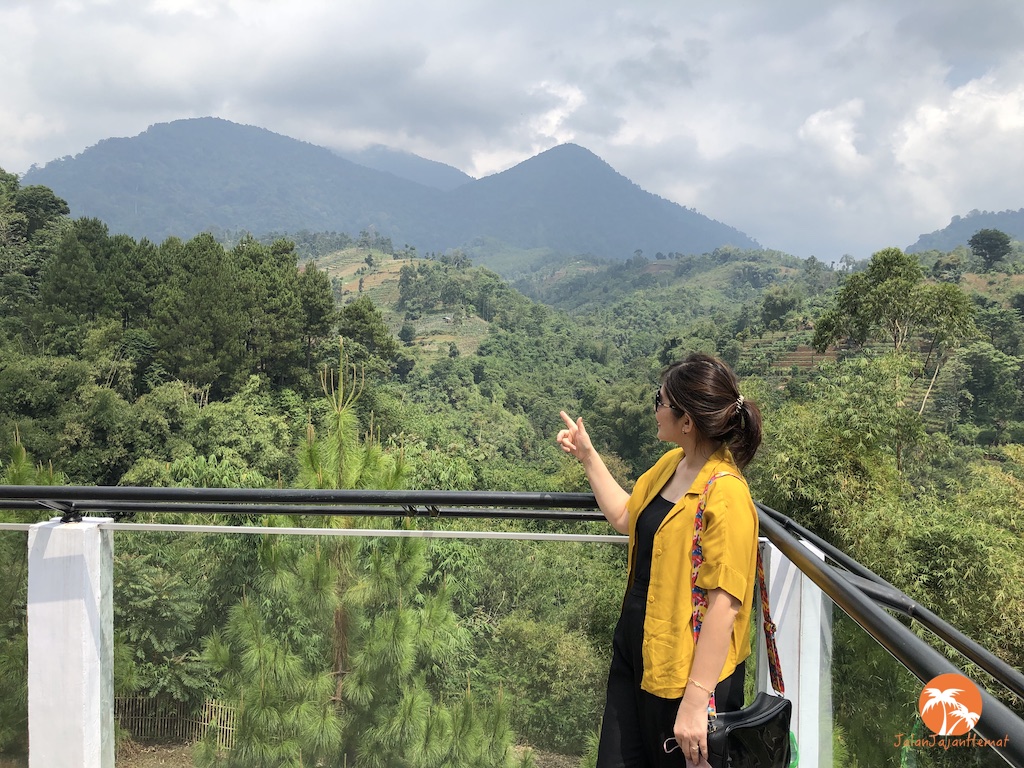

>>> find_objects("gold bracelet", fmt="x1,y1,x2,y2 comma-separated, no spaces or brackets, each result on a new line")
687,677,714,696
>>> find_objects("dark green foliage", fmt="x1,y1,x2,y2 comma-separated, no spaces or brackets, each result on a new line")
114,546,213,702
338,295,399,363
480,613,604,752
150,233,248,392
0,169,18,197
747,354,916,529
830,607,923,768
929,248,969,283
297,261,338,370
232,236,306,386
952,342,1023,435
968,228,1013,271
760,284,803,328
256,229,355,260
197,539,344,768
584,379,664,474
36,218,112,336
0,529,28,755
439,536,620,753
12,185,69,239
973,297,1024,356
335,535,520,768
0,434,68,754
814,247,928,350
812,248,976,422
0,176,52,340
1,196,334,400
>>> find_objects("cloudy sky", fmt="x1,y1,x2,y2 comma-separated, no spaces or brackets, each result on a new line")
3,0,1024,261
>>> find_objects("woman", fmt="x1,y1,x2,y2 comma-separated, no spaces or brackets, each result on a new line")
557,352,763,768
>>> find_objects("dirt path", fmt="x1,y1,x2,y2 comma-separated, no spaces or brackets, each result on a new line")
118,743,195,767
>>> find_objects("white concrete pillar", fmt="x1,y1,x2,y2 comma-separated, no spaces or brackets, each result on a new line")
757,539,833,767
27,517,114,768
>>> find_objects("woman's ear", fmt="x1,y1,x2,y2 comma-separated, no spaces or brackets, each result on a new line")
679,411,693,434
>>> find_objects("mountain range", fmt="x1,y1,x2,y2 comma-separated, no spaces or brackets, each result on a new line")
336,145,473,192
21,117,759,261
906,209,1024,253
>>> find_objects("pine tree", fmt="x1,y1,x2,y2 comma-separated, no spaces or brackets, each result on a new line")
0,431,68,754
198,349,524,766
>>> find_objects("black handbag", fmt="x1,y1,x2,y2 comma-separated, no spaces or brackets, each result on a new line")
706,692,792,767
692,473,793,768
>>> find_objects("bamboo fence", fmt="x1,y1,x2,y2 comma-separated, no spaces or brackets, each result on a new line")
115,696,236,750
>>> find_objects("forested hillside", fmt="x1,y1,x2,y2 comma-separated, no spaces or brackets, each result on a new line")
1,167,1023,767
908,208,1024,253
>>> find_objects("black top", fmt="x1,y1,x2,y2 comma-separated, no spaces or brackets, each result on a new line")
628,494,676,598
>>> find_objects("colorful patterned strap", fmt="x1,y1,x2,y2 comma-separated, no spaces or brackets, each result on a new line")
756,538,786,696
690,472,786,716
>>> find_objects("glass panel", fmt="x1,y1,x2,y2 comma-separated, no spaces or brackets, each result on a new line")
0,528,29,768
110,526,627,766
829,594,1008,768
4,521,1011,767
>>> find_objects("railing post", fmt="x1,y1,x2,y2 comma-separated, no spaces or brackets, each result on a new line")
27,517,114,768
758,539,833,767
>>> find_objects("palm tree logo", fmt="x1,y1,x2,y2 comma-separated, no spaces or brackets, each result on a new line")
918,673,983,736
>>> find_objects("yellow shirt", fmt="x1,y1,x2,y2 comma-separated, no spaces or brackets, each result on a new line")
625,444,759,698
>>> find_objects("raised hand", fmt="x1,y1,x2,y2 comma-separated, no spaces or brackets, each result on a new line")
557,410,630,532
557,410,594,461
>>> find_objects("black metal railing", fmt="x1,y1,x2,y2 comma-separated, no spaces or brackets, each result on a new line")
758,502,1024,704
0,485,603,523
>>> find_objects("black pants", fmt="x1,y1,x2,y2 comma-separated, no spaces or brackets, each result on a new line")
597,591,745,768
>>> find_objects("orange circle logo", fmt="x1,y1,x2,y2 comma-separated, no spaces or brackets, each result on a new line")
918,673,983,736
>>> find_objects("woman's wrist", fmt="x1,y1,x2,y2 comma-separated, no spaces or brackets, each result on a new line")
680,694,709,711
687,677,714,696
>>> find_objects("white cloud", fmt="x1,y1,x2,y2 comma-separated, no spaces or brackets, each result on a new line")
895,62,1024,230
3,0,1024,258
798,100,869,175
